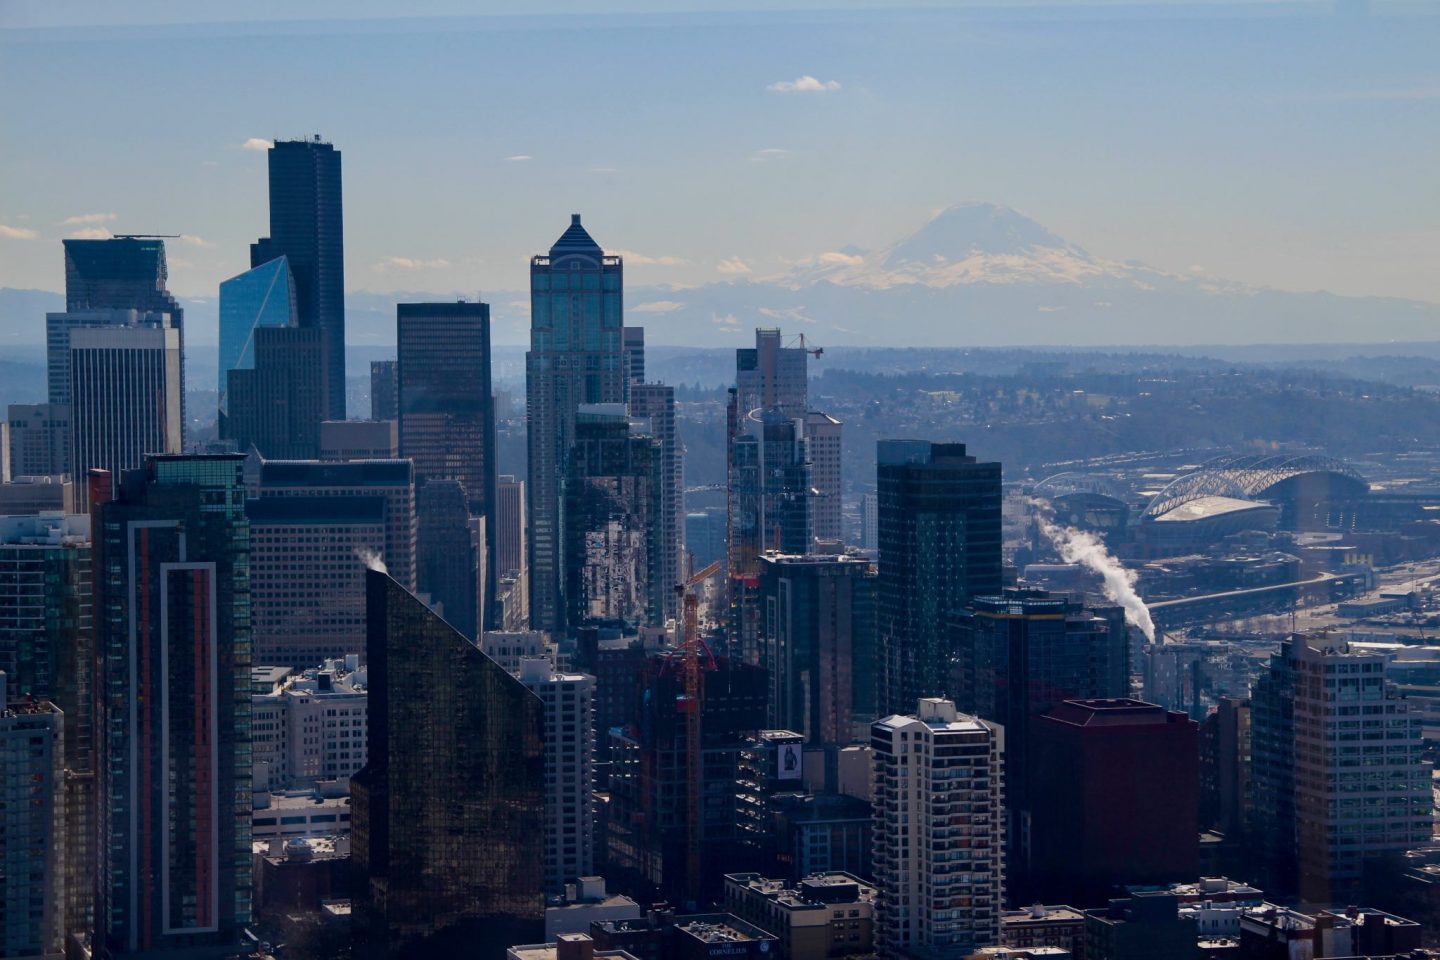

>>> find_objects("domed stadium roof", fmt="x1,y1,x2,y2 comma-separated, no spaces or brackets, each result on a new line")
1142,454,1367,520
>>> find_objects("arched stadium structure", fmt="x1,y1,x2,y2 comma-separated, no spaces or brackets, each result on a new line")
1142,455,1369,533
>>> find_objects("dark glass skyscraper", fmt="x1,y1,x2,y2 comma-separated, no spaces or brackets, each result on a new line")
527,215,624,634
875,440,1002,718
255,137,346,419
92,455,252,956
63,237,184,322
351,569,544,960
397,301,497,626
221,325,323,459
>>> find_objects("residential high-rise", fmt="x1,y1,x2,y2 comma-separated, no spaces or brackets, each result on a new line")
951,589,1128,887
735,328,809,418
517,658,596,894
0,514,94,940
256,137,346,419
370,360,399,421
564,405,664,631
351,568,545,959
875,440,1002,718
871,699,1005,960
805,411,843,543
222,325,324,459
628,382,683,619
1199,696,1251,840
526,215,624,634
496,476,529,629
92,455,253,955
1249,637,1431,904
622,325,645,393
416,478,479,639
8,403,70,478
1028,698,1199,907
70,319,183,509
217,255,297,417
397,300,498,625
859,493,878,550
757,551,877,745
0,674,65,960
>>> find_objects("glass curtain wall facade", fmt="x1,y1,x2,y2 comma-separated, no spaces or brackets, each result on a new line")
526,215,624,634
217,256,297,417
351,569,544,960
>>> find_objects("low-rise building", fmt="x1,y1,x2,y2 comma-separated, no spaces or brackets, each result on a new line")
545,877,644,940
252,657,368,791
1000,904,1085,957
510,932,642,960
1084,893,1199,960
1237,904,1423,960
724,872,875,960
252,791,352,840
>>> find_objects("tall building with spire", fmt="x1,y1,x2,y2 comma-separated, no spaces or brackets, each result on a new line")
526,215,624,635
253,137,347,420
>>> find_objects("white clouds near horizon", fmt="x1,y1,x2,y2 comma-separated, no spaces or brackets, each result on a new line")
767,75,841,93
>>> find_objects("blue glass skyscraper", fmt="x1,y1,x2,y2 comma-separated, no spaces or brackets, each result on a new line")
218,256,297,416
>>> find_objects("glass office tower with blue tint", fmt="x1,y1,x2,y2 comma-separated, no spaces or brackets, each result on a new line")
526,215,624,635
218,256,297,416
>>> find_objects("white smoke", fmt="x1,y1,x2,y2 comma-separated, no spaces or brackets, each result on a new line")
1031,500,1156,643
355,546,388,575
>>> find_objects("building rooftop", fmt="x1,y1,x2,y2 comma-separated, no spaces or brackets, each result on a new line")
1044,698,1176,728
1001,904,1086,925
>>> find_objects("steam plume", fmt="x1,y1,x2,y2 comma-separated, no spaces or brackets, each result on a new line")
1032,501,1155,643
355,546,388,575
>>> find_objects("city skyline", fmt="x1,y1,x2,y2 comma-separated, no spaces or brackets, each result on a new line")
2,2,1438,346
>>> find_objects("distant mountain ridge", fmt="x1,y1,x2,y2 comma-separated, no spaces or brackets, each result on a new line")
4,202,1438,349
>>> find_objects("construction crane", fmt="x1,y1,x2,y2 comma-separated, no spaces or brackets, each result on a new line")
675,558,721,905
790,332,824,359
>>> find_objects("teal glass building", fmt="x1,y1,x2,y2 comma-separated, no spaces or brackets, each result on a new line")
217,256,296,415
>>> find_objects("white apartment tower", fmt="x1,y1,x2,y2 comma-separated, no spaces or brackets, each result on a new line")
519,657,596,893
872,699,1005,960
805,411,843,543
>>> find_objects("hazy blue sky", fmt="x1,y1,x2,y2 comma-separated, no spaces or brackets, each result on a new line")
2,1,1437,310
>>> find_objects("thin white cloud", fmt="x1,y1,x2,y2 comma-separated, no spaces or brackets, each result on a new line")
717,257,752,275
588,166,619,174
180,234,212,248
759,306,815,325
61,212,116,226
632,300,685,314
751,148,791,163
167,256,195,270
711,313,741,327
0,224,38,240
68,227,112,240
242,138,273,152
506,154,533,162
612,249,686,266
373,256,451,272
817,251,864,266
767,75,841,94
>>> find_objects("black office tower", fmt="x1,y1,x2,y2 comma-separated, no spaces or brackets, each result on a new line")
397,301,498,627
352,569,545,960
875,440,1001,718
257,137,346,419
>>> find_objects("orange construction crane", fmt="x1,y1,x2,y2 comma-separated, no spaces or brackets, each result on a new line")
675,559,721,904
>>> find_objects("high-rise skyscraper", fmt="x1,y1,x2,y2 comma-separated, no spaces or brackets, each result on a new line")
255,137,346,419
0,513,94,941
370,360,398,421
92,455,253,955
875,440,1001,718
622,325,646,393
397,300,498,626
859,493,879,550
222,326,324,459
70,320,183,509
805,411,843,543
495,476,529,629
351,568,545,960
416,478,479,639
0,673,65,960
951,589,1128,887
757,551,877,745
564,405,664,630
7,403,69,478
872,699,1005,960
734,328,808,418
1249,637,1431,904
627,382,683,619
517,657,596,894
1028,698,1199,907
217,255,297,417
527,215,624,634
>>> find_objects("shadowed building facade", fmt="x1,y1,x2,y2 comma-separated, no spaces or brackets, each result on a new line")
352,569,545,960
875,440,1001,718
